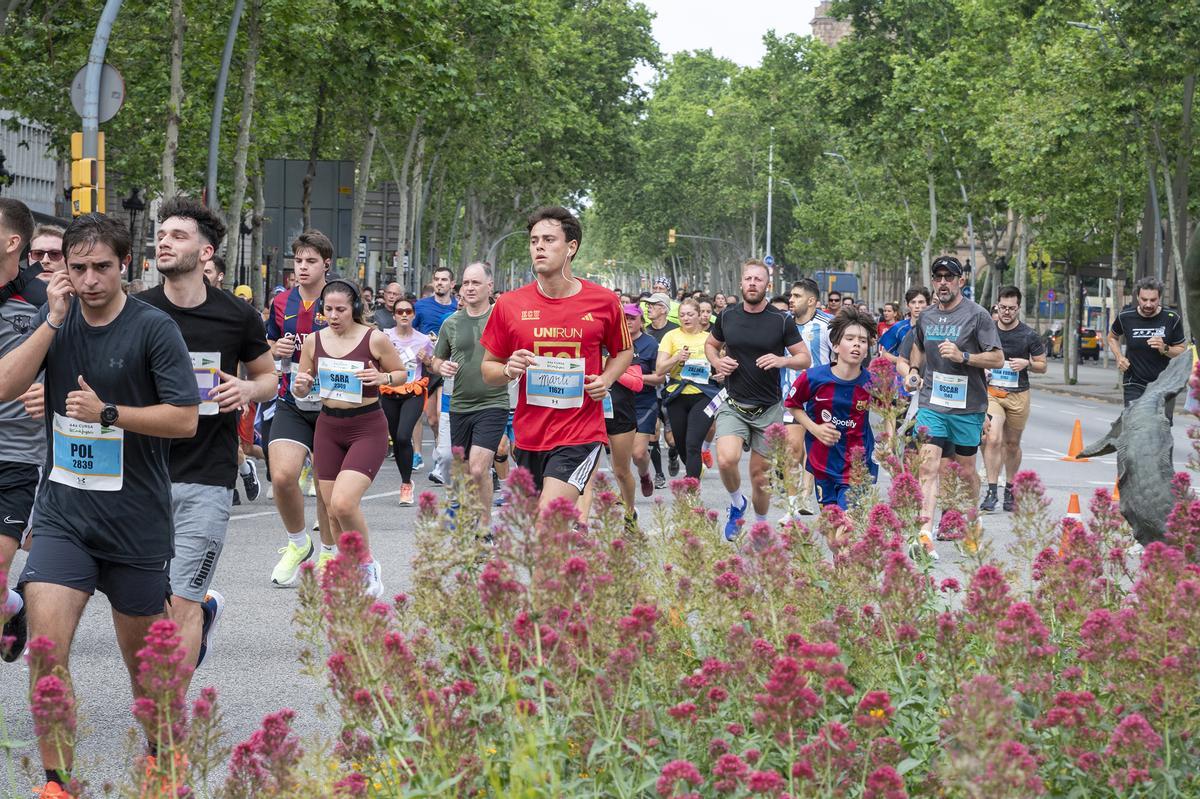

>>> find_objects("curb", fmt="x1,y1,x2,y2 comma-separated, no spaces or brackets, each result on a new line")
1032,384,1122,405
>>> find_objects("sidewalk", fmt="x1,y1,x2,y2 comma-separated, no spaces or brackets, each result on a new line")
1029,358,1188,409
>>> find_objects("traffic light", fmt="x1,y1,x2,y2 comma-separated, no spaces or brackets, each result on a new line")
668,228,676,246
70,132,105,215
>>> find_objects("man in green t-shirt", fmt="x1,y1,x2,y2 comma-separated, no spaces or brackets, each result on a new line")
432,262,511,522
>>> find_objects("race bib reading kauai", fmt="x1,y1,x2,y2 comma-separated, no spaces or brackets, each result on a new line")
930,371,968,409
525,356,586,409
50,412,124,491
318,358,365,404
191,351,221,416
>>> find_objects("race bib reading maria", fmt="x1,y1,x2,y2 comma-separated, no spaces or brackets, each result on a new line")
191,351,221,416
930,371,968,409
50,412,124,491
525,356,586,409
318,357,365,404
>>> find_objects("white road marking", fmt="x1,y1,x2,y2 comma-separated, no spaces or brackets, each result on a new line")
230,488,400,521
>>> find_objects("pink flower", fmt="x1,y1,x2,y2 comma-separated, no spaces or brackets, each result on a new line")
657,759,702,797
865,765,907,799
667,701,699,722
746,769,785,794
855,690,895,728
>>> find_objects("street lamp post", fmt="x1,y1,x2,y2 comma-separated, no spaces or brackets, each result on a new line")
765,126,775,290
121,187,145,274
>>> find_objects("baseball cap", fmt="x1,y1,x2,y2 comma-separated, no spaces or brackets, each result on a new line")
234,285,253,300
648,292,672,307
622,303,642,317
931,255,964,276
653,277,671,288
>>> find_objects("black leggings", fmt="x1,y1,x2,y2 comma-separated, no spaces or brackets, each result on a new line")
381,393,426,483
665,392,713,479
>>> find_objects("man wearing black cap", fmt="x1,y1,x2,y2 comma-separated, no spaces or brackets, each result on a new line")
900,255,1003,560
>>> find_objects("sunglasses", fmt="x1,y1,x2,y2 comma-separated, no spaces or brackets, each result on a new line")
30,249,63,262
394,308,414,315
931,273,957,283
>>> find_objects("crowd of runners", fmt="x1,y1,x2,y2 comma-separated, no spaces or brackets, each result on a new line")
0,198,1190,798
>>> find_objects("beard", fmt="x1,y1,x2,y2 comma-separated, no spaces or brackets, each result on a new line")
741,286,765,305
158,249,201,277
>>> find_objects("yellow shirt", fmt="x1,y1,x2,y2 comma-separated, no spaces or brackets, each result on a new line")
661,328,712,395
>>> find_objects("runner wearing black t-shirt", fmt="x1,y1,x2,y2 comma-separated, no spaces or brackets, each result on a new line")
706,260,810,540
0,214,199,793
1107,276,1188,419
140,197,277,676
644,293,679,484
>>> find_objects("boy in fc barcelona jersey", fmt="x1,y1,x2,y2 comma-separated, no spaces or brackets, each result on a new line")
784,309,878,509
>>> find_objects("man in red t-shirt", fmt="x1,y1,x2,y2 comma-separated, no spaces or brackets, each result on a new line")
481,206,632,511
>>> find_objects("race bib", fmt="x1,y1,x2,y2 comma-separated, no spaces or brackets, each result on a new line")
989,361,1019,390
191,351,221,416
525,356,586,409
50,412,123,491
602,392,614,419
930,371,968,409
317,358,364,404
441,376,454,413
291,362,323,411
681,358,712,383
405,363,418,384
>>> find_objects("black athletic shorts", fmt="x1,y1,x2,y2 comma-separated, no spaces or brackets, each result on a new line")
19,531,171,617
513,443,603,493
450,407,509,456
0,461,39,543
269,400,320,452
605,383,637,437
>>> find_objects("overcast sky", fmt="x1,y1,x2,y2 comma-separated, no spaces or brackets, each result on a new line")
635,0,823,84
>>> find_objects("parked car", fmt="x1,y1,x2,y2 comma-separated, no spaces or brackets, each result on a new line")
1049,326,1099,360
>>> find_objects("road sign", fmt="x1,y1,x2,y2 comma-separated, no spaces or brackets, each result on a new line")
357,235,367,262
70,63,125,123
764,255,775,267
1047,289,1056,301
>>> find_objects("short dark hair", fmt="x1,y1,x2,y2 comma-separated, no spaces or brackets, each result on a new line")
321,279,366,324
63,213,131,262
157,195,227,249
792,278,820,298
432,266,455,280
884,302,900,315
0,198,35,252
292,230,333,263
1135,276,1164,296
770,295,789,306
904,286,931,304
527,206,582,252
209,253,226,275
997,285,1021,304
829,308,878,346
827,289,842,299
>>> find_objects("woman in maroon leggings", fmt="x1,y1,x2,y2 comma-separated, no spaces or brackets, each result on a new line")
292,280,405,597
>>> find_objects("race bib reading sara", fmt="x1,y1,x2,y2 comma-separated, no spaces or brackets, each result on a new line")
525,356,586,409
50,412,124,491
318,357,365,404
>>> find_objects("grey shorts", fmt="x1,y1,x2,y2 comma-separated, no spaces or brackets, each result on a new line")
170,482,233,602
714,401,784,456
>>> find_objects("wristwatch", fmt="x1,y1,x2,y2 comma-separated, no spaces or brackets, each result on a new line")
100,403,119,427
961,350,970,365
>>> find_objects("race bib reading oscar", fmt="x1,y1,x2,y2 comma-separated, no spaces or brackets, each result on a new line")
318,358,365,404
525,356,586,409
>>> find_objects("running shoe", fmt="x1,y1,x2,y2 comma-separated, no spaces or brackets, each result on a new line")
271,535,314,587
232,492,241,506
916,532,939,561
195,590,224,669
363,560,384,598
412,452,424,471
399,483,415,506
639,472,654,497
316,549,335,576
492,468,501,492
724,496,747,542
654,473,666,490
429,471,445,486
241,460,261,501
701,449,714,470
2,588,26,663
35,781,75,798
980,488,998,513
312,520,320,533
668,451,681,477
1002,486,1015,512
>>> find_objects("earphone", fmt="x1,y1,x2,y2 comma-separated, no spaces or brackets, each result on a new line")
322,278,363,317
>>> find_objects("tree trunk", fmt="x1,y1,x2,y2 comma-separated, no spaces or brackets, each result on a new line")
222,0,260,263
409,135,425,288
1015,214,1028,315
162,0,184,200
1171,73,1195,339
300,81,327,230
348,108,381,284
1184,224,1200,341
251,166,265,300
922,171,937,287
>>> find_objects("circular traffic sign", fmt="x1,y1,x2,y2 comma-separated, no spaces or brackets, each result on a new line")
764,255,775,267
70,63,126,124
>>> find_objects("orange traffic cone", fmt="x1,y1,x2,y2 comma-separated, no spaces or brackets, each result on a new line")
1060,420,1090,462
1059,493,1082,555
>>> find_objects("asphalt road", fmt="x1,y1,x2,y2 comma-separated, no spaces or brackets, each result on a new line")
1,388,1194,793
